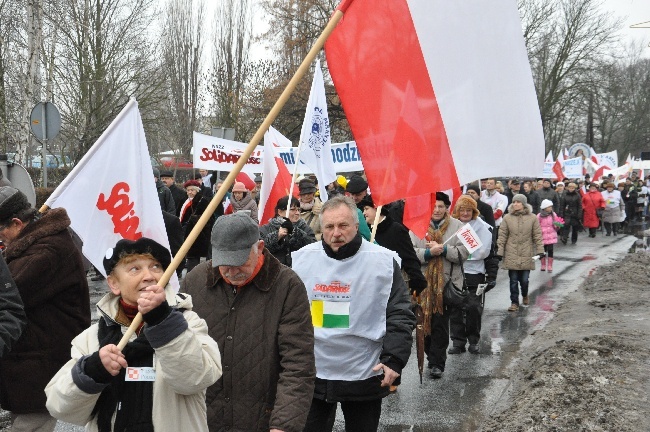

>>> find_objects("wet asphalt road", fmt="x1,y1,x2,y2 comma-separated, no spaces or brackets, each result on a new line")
42,230,638,432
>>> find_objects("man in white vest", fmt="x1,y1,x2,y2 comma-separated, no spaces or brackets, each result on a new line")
292,195,415,432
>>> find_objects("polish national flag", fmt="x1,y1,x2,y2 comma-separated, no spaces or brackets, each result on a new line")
258,127,295,225
563,149,570,160
44,99,178,288
325,0,544,211
553,158,565,181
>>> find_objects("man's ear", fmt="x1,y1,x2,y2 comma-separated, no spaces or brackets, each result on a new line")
106,275,121,297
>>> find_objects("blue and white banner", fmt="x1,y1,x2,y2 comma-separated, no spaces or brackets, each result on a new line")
562,157,583,178
193,132,364,174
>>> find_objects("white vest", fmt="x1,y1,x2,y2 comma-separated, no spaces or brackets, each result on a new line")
292,241,394,381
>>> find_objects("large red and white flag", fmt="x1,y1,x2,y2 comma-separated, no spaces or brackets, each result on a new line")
45,99,177,287
259,127,295,225
325,0,544,207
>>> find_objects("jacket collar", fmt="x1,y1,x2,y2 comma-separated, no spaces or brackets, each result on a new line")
210,249,281,293
4,208,70,261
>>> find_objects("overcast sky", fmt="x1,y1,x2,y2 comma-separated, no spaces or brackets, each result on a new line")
246,1,650,61
602,0,650,51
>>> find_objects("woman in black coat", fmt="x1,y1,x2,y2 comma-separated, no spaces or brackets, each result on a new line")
180,180,223,272
360,195,427,295
558,182,583,244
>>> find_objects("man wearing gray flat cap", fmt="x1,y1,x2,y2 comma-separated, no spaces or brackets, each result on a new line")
182,212,315,432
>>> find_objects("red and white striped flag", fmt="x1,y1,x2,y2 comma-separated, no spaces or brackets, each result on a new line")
258,127,296,225
325,0,544,209
45,99,178,288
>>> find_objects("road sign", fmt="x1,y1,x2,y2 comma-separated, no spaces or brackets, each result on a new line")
30,102,61,141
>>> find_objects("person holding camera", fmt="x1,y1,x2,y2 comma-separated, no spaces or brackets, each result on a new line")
259,195,316,267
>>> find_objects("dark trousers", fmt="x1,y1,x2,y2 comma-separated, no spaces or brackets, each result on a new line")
449,274,485,347
508,270,530,304
544,244,554,258
562,224,579,243
424,308,449,371
303,397,382,432
604,222,619,235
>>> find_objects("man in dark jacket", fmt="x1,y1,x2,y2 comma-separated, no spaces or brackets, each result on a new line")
522,181,541,214
182,213,315,432
359,195,426,295
536,179,559,213
160,170,187,217
0,187,90,431
293,196,415,431
153,168,176,215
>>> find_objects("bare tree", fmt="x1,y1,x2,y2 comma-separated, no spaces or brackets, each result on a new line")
208,0,251,140
161,0,205,160
521,0,621,155
50,0,163,163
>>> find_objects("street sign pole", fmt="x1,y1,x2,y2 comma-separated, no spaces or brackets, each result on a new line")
29,101,61,188
41,103,48,187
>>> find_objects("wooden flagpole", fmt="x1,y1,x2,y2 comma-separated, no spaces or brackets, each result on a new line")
117,1,353,350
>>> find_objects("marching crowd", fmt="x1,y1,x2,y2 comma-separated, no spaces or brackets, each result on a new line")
0,167,644,432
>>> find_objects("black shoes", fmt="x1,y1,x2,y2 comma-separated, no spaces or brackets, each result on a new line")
560,237,567,245
468,344,480,354
430,367,443,379
448,346,465,355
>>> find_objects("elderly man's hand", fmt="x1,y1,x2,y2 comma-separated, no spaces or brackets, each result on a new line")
138,284,166,315
372,363,400,387
99,344,128,376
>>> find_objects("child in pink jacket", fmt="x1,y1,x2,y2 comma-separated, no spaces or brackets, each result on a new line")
537,199,563,272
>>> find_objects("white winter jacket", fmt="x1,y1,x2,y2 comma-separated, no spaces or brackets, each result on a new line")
45,288,222,432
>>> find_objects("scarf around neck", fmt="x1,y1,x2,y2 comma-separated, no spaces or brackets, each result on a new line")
421,214,450,334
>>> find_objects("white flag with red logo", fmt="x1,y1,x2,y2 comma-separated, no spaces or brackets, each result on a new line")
45,99,178,288
258,127,296,225
455,223,483,255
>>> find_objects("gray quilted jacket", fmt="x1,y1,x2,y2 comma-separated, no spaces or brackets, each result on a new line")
181,250,315,432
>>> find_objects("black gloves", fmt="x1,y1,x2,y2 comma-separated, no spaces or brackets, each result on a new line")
484,280,497,293
409,278,427,296
537,252,546,259
280,218,294,234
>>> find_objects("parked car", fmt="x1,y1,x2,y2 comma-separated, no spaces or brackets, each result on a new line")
31,154,74,168
160,156,193,169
